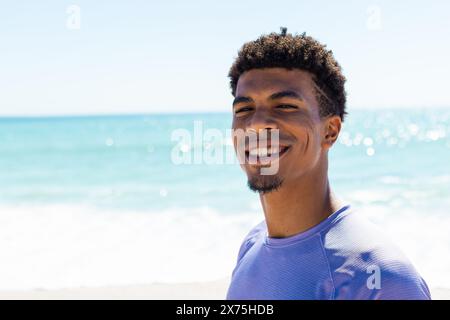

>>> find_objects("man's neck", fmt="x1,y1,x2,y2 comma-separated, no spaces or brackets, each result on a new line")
259,160,343,238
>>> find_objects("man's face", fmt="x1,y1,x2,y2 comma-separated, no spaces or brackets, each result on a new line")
231,68,331,193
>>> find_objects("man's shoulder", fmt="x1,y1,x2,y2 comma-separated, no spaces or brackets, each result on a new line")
322,208,411,263
322,209,431,299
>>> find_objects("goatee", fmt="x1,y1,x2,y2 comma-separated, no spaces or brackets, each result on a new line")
247,175,283,194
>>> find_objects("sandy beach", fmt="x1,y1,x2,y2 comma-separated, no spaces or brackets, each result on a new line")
0,278,230,300
0,278,449,300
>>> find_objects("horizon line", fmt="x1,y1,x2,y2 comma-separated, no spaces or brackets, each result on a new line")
0,105,449,119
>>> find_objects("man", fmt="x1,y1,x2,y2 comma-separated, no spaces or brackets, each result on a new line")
226,28,431,300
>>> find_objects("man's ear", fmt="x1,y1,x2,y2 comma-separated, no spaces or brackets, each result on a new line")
322,115,342,149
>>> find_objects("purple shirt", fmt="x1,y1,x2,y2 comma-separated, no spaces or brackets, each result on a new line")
227,204,431,300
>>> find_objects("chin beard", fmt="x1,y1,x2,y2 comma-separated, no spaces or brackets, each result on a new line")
247,175,283,194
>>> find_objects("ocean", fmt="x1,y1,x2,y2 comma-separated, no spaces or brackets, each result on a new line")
0,108,449,291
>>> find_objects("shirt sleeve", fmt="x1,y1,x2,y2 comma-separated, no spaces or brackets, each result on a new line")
333,266,432,300
371,272,431,300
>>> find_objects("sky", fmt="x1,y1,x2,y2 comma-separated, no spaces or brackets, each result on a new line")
0,0,450,116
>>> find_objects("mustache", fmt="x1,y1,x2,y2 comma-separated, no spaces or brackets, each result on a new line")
232,129,294,145
247,128,293,139
231,130,295,157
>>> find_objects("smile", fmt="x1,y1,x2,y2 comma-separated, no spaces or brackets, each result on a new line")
245,145,291,165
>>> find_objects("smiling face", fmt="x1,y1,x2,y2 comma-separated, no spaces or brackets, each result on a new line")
231,68,341,193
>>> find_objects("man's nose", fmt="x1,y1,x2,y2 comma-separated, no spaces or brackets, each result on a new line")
246,108,278,133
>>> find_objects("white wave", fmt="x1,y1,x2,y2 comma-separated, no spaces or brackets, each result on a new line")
1,201,448,291
0,204,261,290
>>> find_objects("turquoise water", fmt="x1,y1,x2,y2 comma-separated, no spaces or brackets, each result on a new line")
0,109,449,290
0,113,250,212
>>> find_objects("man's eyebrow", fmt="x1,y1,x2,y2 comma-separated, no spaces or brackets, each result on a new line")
269,90,304,102
232,96,254,106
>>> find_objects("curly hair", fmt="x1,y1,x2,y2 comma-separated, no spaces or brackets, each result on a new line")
228,27,347,121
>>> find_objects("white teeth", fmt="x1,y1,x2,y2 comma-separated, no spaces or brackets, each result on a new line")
248,147,282,157
272,146,282,154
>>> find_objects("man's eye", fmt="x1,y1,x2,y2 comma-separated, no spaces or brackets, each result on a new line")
235,107,253,114
276,104,298,110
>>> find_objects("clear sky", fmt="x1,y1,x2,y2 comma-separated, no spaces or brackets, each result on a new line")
1,0,449,116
